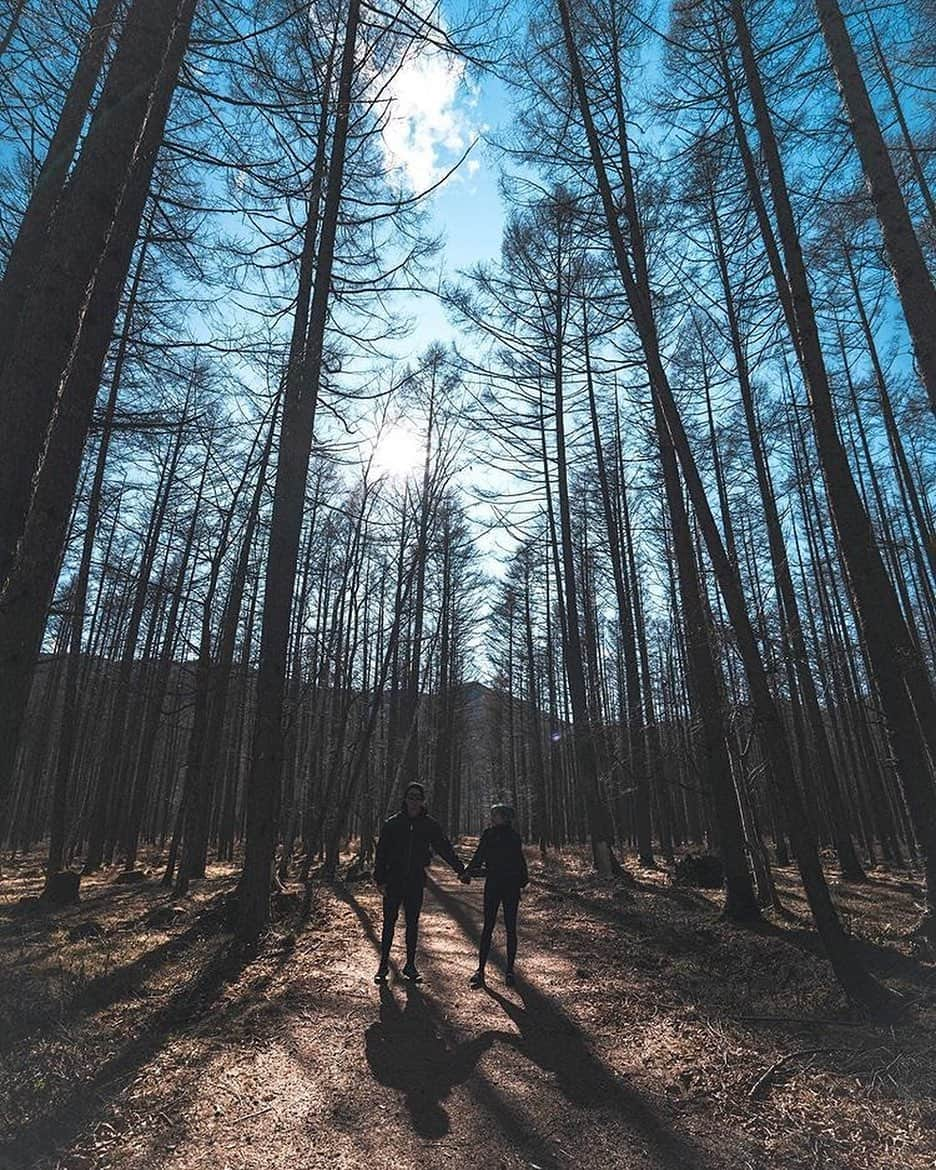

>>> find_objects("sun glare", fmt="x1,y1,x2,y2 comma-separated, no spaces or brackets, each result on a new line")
372,426,425,479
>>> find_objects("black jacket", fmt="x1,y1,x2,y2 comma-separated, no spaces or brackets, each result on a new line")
373,807,464,887
466,825,529,888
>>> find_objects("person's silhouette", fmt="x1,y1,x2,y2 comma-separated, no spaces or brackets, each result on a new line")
373,782,466,983
463,802,529,987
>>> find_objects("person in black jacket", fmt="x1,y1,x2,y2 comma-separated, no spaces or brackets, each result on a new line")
373,781,466,983
464,803,528,987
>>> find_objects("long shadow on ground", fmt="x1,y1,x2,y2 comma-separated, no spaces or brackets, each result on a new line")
1,892,234,1045
365,982,507,1138
336,882,568,1168
0,903,313,1170
426,877,726,1170
532,868,934,1001
1,941,243,1168
745,919,935,994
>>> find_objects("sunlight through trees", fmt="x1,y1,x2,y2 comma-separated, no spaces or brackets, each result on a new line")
0,0,934,1013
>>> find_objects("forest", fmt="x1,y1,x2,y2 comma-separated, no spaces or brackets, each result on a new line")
1,0,935,1167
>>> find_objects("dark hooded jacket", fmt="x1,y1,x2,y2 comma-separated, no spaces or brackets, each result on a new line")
465,824,529,888
373,804,465,888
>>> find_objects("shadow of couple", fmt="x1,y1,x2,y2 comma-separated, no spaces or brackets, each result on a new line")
364,979,514,1139
361,877,723,1169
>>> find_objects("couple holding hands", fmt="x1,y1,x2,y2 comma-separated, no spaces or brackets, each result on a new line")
372,782,529,988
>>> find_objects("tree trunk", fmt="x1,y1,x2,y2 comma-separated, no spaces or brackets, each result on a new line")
557,0,892,1008
0,0,122,383
730,0,936,940
82,403,188,871
583,314,650,865
814,0,936,414
0,0,199,837
236,0,360,943
40,217,150,885
0,0,28,60
705,176,866,882
123,452,207,870
551,248,619,877
0,0,199,581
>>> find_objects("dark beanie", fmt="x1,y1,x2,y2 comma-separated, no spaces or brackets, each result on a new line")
405,782,426,800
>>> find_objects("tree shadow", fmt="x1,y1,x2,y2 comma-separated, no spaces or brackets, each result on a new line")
2,938,250,1167
0,879,156,941
364,981,505,1139
329,878,384,961
644,882,725,914
529,869,932,1006
2,893,314,1168
1,889,236,1045
746,919,935,994
529,878,715,966
516,872,933,1099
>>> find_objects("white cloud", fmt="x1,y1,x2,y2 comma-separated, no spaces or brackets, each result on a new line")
379,43,479,192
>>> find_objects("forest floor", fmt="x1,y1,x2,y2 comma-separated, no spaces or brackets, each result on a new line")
0,848,934,1170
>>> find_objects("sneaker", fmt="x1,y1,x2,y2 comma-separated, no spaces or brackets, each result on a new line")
505,970,516,986
402,962,423,982
374,963,389,983
469,968,486,988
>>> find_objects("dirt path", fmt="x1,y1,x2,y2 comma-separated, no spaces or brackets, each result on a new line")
190,869,743,1170
327,870,735,1170
2,853,934,1170
121,872,735,1170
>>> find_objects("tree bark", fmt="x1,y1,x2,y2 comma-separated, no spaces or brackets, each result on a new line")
41,217,150,886
705,175,866,881
730,0,936,939
0,0,199,837
82,402,188,870
550,234,619,877
0,0,199,582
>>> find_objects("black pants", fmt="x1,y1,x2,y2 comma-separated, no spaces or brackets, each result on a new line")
380,880,425,965
478,880,521,972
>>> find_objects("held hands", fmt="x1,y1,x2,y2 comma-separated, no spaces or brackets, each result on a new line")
459,872,471,885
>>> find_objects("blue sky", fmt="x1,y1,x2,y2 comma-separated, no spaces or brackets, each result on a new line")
371,14,512,351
